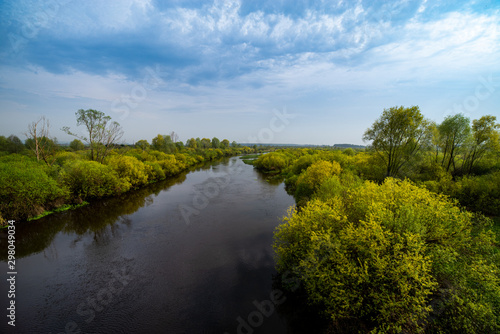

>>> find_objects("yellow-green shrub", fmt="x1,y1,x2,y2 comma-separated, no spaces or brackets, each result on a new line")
106,155,150,187
60,160,129,199
254,152,290,172
144,161,165,181
0,155,69,220
294,160,341,202
274,178,500,333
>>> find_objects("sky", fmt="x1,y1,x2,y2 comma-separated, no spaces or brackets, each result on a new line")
0,0,499,146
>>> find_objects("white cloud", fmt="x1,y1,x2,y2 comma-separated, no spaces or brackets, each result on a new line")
370,11,500,75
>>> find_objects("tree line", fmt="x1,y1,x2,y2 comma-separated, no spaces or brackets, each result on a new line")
0,109,256,223
252,106,500,333
363,106,498,178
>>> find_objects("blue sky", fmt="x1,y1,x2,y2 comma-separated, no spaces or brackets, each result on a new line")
1,0,499,145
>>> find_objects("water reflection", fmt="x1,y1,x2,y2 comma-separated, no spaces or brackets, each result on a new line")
0,156,301,334
0,167,191,260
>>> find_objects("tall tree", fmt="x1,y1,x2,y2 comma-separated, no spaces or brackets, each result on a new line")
152,134,166,152
211,137,220,149
200,138,211,149
221,139,230,149
462,115,499,174
363,106,430,177
437,114,470,173
186,138,197,149
62,109,123,162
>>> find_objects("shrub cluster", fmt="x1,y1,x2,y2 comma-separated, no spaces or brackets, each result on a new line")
274,176,500,333
0,146,246,221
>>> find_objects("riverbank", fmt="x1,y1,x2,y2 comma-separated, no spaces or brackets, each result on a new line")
0,146,257,225
0,155,296,333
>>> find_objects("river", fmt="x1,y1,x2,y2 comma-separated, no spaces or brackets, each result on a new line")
0,156,320,333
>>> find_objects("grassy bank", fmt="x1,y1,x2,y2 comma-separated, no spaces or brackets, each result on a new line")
0,145,258,225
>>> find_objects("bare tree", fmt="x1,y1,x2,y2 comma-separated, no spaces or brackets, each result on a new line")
170,131,179,143
25,116,57,165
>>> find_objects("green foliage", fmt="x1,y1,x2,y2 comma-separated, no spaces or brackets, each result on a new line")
451,172,500,216
211,137,220,148
343,147,356,156
0,135,26,154
135,139,150,151
294,160,341,202
63,109,123,162
54,151,81,166
438,113,471,173
363,106,430,177
462,115,500,175
106,155,151,188
69,139,85,151
291,154,320,175
186,138,197,149
254,152,290,172
274,178,500,333
144,161,166,181
151,134,176,153
60,160,129,200
0,155,68,220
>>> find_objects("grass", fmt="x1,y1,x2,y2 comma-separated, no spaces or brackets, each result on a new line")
240,154,260,165
240,154,260,159
27,202,89,221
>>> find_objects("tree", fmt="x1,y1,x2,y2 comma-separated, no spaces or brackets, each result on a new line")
175,141,184,151
135,140,150,151
0,136,8,152
69,139,85,151
151,134,166,152
152,134,176,153
25,116,58,164
462,115,499,174
428,121,441,163
211,137,220,149
438,114,471,173
200,138,211,149
6,135,25,154
62,109,123,162
221,139,230,149
363,106,430,177
186,138,197,149
169,131,179,143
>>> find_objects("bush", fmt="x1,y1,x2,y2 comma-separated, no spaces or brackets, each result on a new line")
452,172,500,216
294,160,341,202
291,154,320,175
60,160,129,199
254,152,290,172
274,178,500,333
54,151,80,166
0,155,68,220
106,155,151,188
144,161,165,181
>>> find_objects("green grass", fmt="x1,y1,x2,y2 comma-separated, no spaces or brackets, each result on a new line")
240,154,260,165
27,202,89,221
240,154,260,159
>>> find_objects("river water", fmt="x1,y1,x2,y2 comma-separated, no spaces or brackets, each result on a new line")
0,156,312,333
